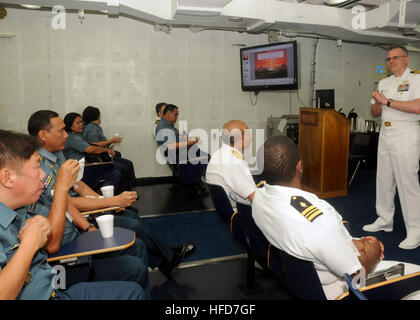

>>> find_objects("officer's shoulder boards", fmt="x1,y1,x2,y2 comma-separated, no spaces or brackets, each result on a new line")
256,181,265,188
290,195,323,222
232,150,244,160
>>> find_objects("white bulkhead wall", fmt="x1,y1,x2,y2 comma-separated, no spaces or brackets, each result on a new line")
0,8,419,178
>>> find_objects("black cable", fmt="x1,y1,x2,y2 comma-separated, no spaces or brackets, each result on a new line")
296,90,307,108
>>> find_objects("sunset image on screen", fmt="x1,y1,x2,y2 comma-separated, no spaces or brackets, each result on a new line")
254,49,288,79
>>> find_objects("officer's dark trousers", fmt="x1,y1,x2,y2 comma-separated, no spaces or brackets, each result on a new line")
114,208,175,268
100,167,122,192
55,281,145,300
113,153,136,191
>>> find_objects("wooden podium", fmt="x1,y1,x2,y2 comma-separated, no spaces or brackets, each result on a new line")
298,108,350,198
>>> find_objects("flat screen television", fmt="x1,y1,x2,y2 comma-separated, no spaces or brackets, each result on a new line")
240,41,298,91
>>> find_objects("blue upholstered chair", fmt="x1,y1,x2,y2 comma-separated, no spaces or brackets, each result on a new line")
267,244,327,300
235,202,327,300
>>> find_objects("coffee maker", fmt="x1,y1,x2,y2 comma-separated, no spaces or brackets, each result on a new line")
347,108,358,132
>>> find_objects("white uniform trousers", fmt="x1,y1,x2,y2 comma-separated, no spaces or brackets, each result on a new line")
375,121,420,239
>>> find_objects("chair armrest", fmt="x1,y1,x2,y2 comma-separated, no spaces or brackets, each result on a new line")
47,228,135,263
337,271,420,300
81,207,121,216
84,161,113,167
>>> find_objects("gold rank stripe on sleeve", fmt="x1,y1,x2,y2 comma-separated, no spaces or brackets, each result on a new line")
302,206,323,222
290,195,323,222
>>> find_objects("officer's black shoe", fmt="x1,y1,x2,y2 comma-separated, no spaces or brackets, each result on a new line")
192,184,209,197
158,243,196,279
172,243,196,259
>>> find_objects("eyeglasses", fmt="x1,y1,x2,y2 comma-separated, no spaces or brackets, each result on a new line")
385,55,407,62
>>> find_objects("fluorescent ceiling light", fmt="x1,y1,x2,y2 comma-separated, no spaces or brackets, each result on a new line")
20,4,41,9
0,33,15,38
324,0,349,6
229,17,243,22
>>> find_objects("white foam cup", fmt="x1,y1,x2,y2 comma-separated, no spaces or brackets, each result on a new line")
96,214,114,238
100,185,114,198
76,157,85,182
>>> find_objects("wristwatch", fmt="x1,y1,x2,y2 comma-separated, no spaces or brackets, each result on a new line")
85,224,95,232
387,99,393,107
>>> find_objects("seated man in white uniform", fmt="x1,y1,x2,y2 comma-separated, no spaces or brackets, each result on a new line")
252,135,420,300
206,120,256,209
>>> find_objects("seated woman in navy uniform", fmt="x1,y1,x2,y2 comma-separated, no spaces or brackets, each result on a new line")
82,106,136,192
63,112,122,193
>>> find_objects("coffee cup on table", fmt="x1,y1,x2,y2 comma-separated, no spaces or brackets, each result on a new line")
96,214,114,238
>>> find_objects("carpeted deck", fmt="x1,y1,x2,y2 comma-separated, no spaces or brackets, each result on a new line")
143,168,419,266
143,210,246,262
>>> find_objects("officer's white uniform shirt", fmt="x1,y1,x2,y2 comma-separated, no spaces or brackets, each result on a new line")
206,143,256,209
374,67,420,241
378,67,420,121
252,183,363,299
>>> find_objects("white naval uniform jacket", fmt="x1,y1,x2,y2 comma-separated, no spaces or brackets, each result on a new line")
378,67,420,122
206,143,256,209
252,184,363,297
375,68,420,239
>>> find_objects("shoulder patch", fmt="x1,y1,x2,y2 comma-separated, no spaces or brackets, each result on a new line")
290,196,323,222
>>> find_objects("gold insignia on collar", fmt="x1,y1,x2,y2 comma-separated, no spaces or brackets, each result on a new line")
290,196,323,222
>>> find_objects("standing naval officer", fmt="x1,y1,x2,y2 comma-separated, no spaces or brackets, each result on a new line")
363,45,420,250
